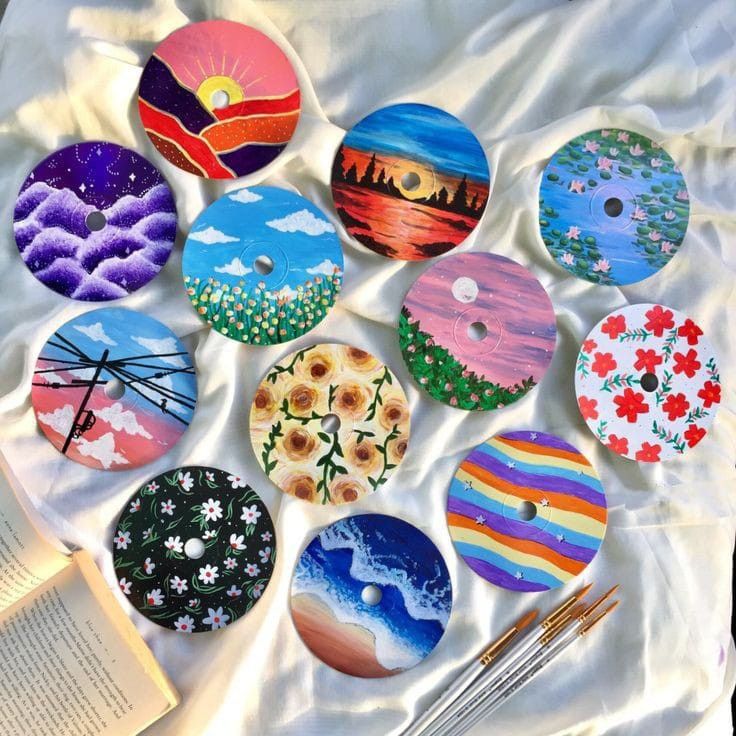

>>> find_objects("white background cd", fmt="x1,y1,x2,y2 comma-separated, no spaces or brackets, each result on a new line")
575,304,720,461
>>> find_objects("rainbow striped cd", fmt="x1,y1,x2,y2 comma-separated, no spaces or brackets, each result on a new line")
446,430,607,592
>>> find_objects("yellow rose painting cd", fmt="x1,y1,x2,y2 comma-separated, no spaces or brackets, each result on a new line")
249,343,411,505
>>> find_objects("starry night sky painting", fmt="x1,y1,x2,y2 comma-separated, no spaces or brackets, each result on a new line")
14,141,177,301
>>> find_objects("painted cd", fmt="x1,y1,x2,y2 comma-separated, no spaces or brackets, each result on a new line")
447,431,607,592
291,513,451,677
539,128,689,285
32,307,196,470
575,304,720,462
14,141,176,300
138,20,300,179
399,252,556,411
331,103,490,260
113,466,276,632
250,343,410,504
183,187,343,345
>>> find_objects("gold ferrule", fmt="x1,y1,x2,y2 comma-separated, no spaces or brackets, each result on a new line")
541,597,575,629
540,612,572,645
580,602,618,636
478,628,517,666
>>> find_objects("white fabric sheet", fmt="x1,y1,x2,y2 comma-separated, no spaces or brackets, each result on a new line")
0,1,734,734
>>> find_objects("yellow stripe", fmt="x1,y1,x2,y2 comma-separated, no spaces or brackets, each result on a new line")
450,526,574,583
455,468,607,539
487,438,599,479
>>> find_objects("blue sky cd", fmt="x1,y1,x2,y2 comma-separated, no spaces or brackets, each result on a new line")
182,186,343,345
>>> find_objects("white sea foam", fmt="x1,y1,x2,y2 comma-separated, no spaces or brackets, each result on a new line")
319,518,451,627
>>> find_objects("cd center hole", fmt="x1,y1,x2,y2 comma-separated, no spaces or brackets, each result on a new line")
254,255,274,276
86,211,107,232
184,538,205,560
211,89,230,109
320,413,341,434
517,501,537,522
604,197,624,218
104,378,125,399
640,372,659,392
467,321,487,342
361,584,382,606
401,171,421,191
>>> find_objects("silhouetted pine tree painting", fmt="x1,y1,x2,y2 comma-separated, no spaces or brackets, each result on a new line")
332,145,487,216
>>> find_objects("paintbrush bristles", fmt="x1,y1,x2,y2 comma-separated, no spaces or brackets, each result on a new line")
578,584,620,623
515,609,538,630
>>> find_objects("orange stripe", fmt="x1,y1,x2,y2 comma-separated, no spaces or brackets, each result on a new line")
495,436,593,466
202,111,299,152
448,513,586,575
461,463,607,524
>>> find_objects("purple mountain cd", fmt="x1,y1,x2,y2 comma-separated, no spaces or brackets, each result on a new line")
14,141,177,301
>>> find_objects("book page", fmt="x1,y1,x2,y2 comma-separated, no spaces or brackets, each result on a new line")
0,551,179,736
0,450,70,611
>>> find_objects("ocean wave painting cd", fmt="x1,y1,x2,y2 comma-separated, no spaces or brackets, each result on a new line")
539,128,689,285
138,20,300,178
447,431,607,592
331,103,490,260
291,514,452,677
14,141,176,300
399,252,556,411
31,307,197,470
182,187,343,345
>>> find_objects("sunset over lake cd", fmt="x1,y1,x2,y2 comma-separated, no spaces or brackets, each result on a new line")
575,304,720,462
539,128,689,285
14,141,176,301
290,514,451,677
32,308,197,470
399,252,556,411
331,103,490,260
138,20,300,178
447,430,607,592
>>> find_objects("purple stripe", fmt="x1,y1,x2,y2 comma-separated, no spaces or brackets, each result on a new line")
464,556,550,592
448,496,596,564
500,431,580,454
467,451,605,507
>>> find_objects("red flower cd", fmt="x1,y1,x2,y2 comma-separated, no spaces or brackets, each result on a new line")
575,304,720,462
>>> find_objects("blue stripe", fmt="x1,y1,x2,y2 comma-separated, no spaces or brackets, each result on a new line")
453,541,564,589
472,443,606,500
449,480,604,552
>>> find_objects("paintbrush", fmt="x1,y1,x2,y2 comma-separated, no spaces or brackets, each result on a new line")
446,600,619,736
418,583,592,736
436,585,619,736
401,609,538,736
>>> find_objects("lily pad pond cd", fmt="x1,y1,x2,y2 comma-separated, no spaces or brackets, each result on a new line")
291,513,452,677
183,187,343,345
31,307,196,470
575,304,720,462
399,252,556,411
138,20,300,178
113,466,276,632
331,103,490,260
14,141,176,300
250,343,410,505
539,128,689,285
447,431,607,592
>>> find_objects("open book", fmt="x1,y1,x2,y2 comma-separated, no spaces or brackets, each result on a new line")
0,452,179,736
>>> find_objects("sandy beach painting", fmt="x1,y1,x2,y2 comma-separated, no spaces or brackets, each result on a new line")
290,514,452,677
